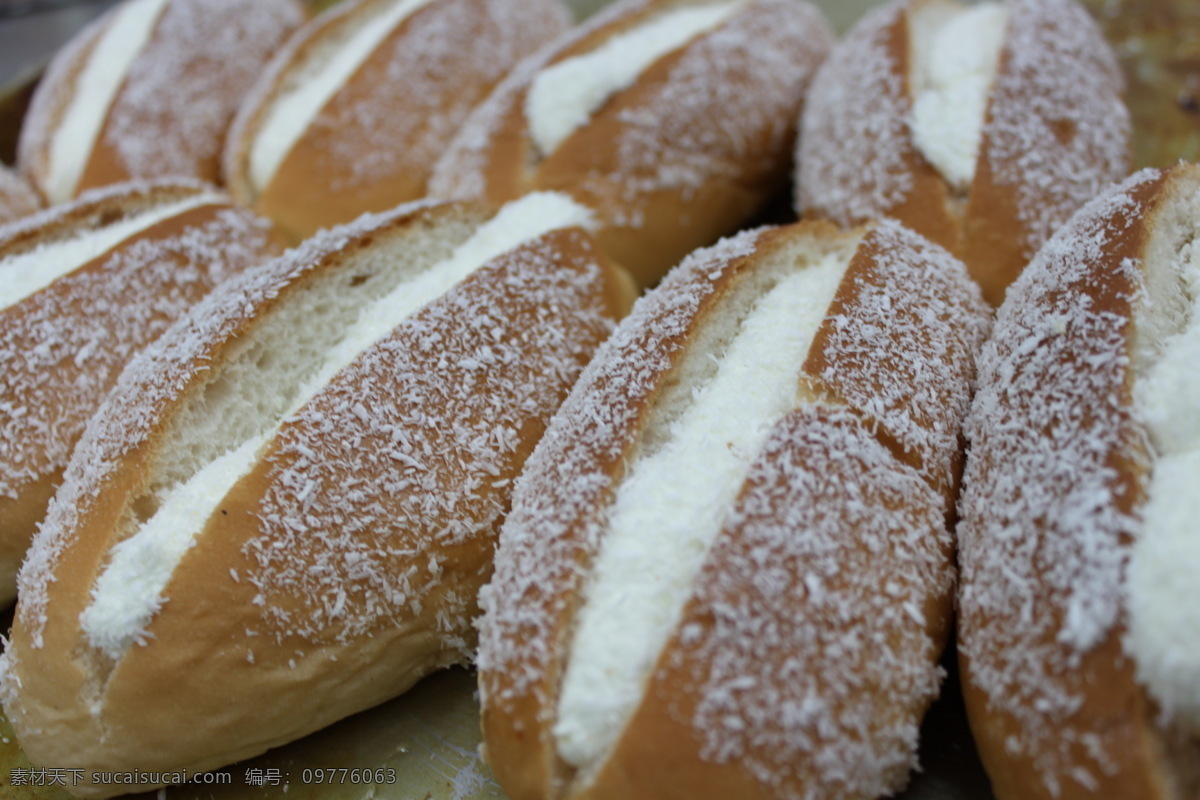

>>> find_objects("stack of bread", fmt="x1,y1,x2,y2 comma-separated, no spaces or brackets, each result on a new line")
0,0,1194,797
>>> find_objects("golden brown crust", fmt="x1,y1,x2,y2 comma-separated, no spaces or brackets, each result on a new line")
957,166,1198,799
18,0,305,203
796,0,1130,307
479,219,988,800
15,11,107,198
862,4,961,256
582,407,952,800
481,227,778,800
226,0,569,241
2,204,630,796
430,0,834,288
801,220,989,508
0,180,280,607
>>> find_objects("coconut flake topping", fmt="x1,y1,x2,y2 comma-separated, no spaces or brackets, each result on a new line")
525,1,742,158
77,193,596,657
44,0,169,204
553,248,846,772
909,1,1008,192
957,170,1160,791
2,191,221,309
249,0,435,192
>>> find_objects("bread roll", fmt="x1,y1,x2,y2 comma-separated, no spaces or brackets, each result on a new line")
958,163,1200,800
0,192,633,798
0,164,41,225
18,0,305,205
479,219,990,800
0,179,279,607
224,0,571,242
796,0,1130,306
429,0,833,289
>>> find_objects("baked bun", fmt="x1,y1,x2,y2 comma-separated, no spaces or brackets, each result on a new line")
223,0,571,242
0,179,279,607
17,0,305,205
0,192,633,798
796,0,1130,306
429,0,833,289
958,163,1200,799
478,219,990,800
0,164,41,225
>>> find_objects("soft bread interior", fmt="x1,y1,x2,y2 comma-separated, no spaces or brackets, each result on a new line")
1128,171,1200,735
45,0,170,203
552,231,857,780
907,0,1008,193
2,191,222,310
80,192,593,662
248,0,435,194
524,0,743,159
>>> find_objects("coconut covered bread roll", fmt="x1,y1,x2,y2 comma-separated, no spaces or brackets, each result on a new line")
0,192,633,798
0,165,41,226
796,0,1130,307
0,180,279,607
958,164,1200,799
478,219,990,800
224,0,571,242
18,0,305,205
429,0,833,289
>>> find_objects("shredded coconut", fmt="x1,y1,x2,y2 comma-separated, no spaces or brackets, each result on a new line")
0,185,276,509
479,228,766,706
979,0,1130,259
432,0,832,234
670,406,951,798
239,231,616,647
1131,449,1200,731
481,218,986,793
249,0,436,192
553,251,846,772
239,0,568,203
43,0,168,204
957,169,1162,793
14,207,398,646
810,219,990,499
798,0,1129,268
99,0,303,185
796,2,914,226
909,1,1008,192
525,1,742,158
3,192,221,309
1127,174,1200,733
78,194,594,657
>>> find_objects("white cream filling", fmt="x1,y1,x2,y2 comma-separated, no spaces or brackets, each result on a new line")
45,0,170,204
80,192,593,660
553,252,847,772
1129,450,1200,731
248,0,434,193
1129,236,1200,731
525,0,743,158
2,192,222,311
909,1,1008,192
80,434,269,658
